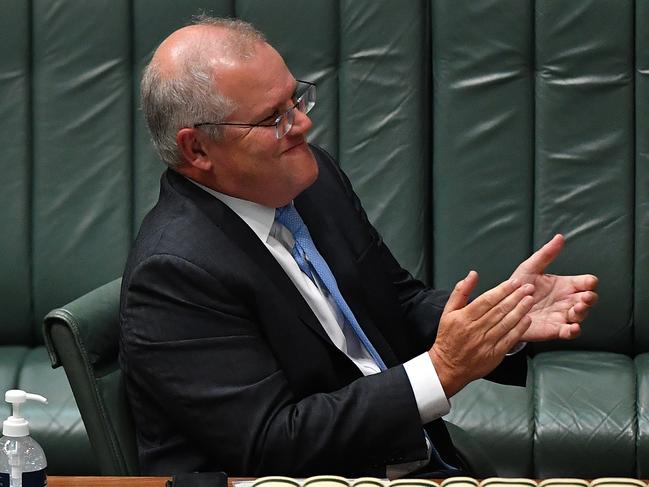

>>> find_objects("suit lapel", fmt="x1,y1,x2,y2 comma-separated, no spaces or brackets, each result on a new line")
164,170,333,345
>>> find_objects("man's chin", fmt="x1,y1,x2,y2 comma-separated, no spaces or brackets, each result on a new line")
294,152,319,192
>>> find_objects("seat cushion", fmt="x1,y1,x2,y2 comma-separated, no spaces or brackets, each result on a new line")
0,346,31,420
533,351,635,478
16,347,97,475
444,364,534,477
446,351,639,477
636,353,649,477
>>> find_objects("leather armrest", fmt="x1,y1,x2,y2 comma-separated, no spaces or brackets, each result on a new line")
42,278,139,475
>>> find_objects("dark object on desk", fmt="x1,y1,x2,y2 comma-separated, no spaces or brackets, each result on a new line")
166,471,228,487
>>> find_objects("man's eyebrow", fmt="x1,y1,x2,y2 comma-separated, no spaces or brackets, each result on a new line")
254,108,278,124
253,80,300,123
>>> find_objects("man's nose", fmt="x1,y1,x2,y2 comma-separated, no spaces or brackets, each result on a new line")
290,108,313,135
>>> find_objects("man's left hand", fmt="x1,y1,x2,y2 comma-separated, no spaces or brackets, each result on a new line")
510,234,599,342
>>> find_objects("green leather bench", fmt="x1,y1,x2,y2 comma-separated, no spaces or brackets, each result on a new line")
2,0,647,478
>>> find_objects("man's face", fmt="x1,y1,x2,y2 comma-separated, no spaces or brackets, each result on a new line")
201,42,319,208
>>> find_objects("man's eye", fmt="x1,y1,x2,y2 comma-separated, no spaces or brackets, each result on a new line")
259,112,279,124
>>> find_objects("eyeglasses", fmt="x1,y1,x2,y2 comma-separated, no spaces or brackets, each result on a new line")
194,80,316,139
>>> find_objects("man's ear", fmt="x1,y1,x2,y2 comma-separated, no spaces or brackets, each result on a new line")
176,128,213,171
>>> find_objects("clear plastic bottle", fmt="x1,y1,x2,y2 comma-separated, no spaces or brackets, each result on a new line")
0,391,48,487
0,436,46,487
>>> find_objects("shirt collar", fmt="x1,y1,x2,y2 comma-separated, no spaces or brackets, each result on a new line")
187,178,276,243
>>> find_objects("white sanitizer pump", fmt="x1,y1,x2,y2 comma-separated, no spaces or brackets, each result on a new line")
0,390,48,487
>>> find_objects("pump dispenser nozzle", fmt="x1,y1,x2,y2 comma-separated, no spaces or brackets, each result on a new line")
3,390,48,437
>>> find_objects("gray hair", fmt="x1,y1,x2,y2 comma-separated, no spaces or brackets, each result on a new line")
140,16,266,168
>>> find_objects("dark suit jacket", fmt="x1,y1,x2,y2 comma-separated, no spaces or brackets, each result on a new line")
119,144,526,477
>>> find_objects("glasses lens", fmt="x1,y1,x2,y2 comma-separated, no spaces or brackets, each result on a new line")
276,109,294,139
299,84,316,114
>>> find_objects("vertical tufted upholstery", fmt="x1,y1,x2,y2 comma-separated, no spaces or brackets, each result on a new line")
439,1,648,478
0,0,643,476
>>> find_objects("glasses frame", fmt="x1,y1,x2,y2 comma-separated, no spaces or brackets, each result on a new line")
194,80,316,139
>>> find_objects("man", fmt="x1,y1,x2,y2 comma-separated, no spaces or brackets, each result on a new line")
119,17,598,478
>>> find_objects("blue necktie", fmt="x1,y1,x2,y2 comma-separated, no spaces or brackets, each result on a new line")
276,204,458,472
275,204,387,371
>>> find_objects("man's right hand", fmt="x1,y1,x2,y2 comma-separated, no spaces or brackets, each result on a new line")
428,271,535,398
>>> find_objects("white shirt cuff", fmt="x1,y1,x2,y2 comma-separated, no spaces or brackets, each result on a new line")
507,341,527,356
403,352,450,424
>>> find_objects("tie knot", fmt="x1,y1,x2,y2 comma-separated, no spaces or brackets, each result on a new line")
275,204,307,237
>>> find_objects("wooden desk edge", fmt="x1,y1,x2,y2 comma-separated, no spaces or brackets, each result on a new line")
48,477,170,487
47,476,255,487
46,478,649,487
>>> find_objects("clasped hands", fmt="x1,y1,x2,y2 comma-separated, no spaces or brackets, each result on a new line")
429,234,599,398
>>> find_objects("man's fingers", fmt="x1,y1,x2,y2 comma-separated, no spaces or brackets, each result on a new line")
565,291,598,323
558,323,581,340
518,234,565,274
568,300,591,323
580,290,599,306
571,274,599,292
485,291,535,342
444,270,478,313
464,277,524,320
495,314,532,356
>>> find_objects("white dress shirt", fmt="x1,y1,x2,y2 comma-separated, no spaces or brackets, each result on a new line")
190,180,451,476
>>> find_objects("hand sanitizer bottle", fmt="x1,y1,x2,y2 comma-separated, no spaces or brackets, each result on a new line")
0,390,48,487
